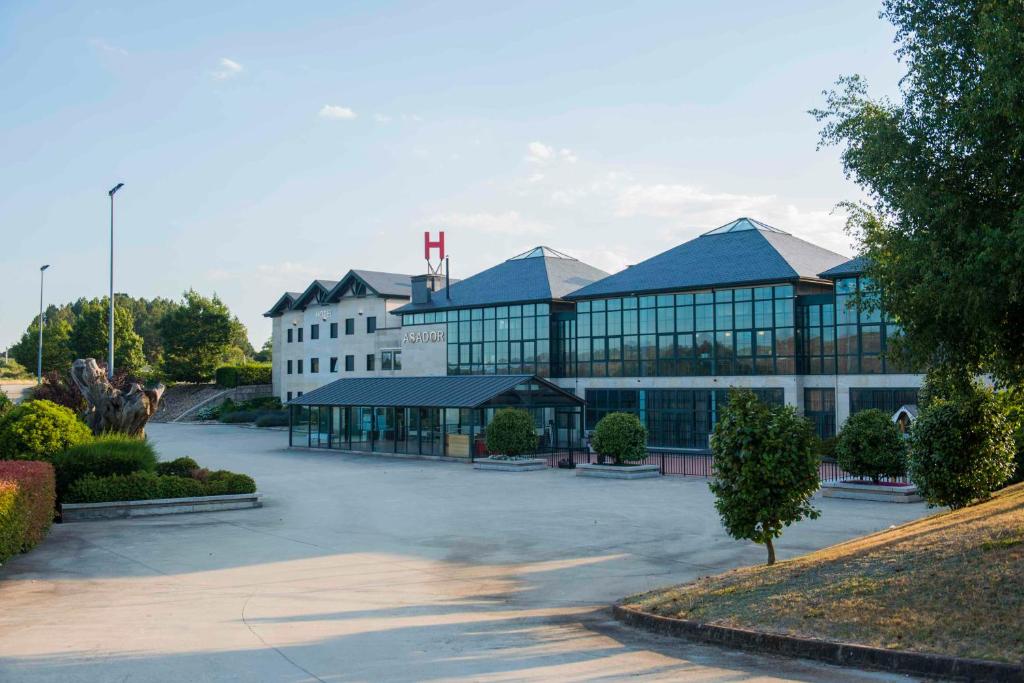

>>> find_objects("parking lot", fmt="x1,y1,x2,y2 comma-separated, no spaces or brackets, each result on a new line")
0,423,929,682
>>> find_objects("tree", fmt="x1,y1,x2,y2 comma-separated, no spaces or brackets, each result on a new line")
253,338,273,363
484,408,538,457
159,290,234,382
68,299,145,374
8,318,73,376
908,381,1016,509
591,412,647,464
835,409,907,483
814,1,1024,385
710,390,820,565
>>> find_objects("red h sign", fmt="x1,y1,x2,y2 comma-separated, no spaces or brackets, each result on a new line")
424,231,445,261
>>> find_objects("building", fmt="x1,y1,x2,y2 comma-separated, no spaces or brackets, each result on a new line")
265,218,924,456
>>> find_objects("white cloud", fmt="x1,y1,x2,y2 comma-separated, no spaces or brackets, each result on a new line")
559,148,578,164
212,57,243,80
615,183,775,219
90,38,128,56
528,173,546,183
426,210,552,235
319,105,358,120
373,113,392,123
525,141,555,163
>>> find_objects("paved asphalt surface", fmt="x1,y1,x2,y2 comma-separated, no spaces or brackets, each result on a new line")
0,423,930,682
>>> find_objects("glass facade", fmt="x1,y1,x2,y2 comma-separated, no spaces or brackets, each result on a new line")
402,303,553,377
804,388,836,439
585,387,784,451
829,276,910,374
850,388,919,415
574,285,796,378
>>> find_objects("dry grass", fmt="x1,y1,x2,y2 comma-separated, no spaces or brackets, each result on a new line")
623,483,1024,663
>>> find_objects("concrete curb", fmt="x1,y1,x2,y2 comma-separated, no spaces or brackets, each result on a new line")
61,492,263,522
612,604,1024,682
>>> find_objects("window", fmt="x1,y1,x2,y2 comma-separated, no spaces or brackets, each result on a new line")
381,350,402,371
804,388,836,439
345,318,355,335
850,388,919,416
287,328,293,343
310,324,319,340
287,360,293,375
329,357,338,373
286,391,292,401
297,359,304,374
297,327,304,342
329,322,338,338
310,357,319,373
366,353,375,371
366,316,377,333
297,391,303,397
345,355,354,371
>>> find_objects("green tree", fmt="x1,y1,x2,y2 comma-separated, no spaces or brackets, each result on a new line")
835,409,907,483
68,300,145,373
253,338,273,363
814,0,1024,385
710,390,820,565
159,290,234,382
484,408,538,457
591,412,647,464
908,382,1016,509
8,318,73,376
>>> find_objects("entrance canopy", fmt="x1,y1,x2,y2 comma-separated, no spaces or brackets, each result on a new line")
288,374,583,409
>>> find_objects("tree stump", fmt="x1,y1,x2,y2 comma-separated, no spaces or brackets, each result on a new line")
70,358,165,437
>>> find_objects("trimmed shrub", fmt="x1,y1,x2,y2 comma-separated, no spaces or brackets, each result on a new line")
215,364,271,388
255,412,289,428
51,434,157,501
710,390,820,565
0,400,92,461
203,470,257,496
591,412,647,464
0,460,56,563
484,408,538,457
0,394,12,418
835,409,907,483
155,456,199,478
65,471,203,504
909,383,1016,509
219,410,262,424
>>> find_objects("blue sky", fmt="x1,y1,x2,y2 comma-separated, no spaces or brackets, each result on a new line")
0,1,904,350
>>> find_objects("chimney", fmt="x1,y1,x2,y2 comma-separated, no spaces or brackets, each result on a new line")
411,273,444,304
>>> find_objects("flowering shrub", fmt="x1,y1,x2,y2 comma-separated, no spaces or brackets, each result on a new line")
0,460,56,563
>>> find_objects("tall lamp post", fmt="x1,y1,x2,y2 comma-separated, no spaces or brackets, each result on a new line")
108,182,124,379
37,264,50,383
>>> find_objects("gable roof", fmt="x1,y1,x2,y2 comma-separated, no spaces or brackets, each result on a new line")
567,218,849,299
327,270,413,301
393,246,609,313
288,374,584,408
291,279,340,310
263,292,303,317
819,256,870,279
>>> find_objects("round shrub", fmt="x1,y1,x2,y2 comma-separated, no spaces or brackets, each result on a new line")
203,470,257,496
219,410,261,424
51,434,158,501
908,384,1016,509
835,409,907,483
255,412,289,428
710,390,820,565
591,412,647,464
484,408,538,457
155,456,199,478
0,400,92,461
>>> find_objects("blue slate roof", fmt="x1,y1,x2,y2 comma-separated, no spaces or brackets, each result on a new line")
263,292,302,317
567,218,849,299
327,269,413,300
288,374,583,408
819,256,870,278
393,247,609,313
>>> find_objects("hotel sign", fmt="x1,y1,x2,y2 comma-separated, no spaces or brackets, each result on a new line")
402,330,446,344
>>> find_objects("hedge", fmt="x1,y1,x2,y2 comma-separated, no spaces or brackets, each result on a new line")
254,412,289,427
65,469,257,504
51,434,158,502
155,456,199,478
0,461,56,563
0,400,92,462
215,364,271,388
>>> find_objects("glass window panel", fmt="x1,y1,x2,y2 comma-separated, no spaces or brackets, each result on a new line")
734,301,752,328
775,327,795,356
675,293,693,306
861,325,882,354
696,304,714,331
576,301,590,313
734,288,752,301
639,296,656,308
755,300,773,327
676,306,693,332
773,284,794,298
623,297,638,309
755,329,772,355
591,300,605,312
695,291,713,305
639,308,656,334
657,307,675,333
657,294,674,307
606,309,622,335
774,300,794,327
715,303,733,330
623,309,639,335
836,278,857,294
754,286,773,300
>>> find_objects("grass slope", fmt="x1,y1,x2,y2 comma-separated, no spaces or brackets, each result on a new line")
623,483,1024,663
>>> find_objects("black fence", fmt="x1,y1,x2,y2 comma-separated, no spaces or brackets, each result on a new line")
533,448,908,483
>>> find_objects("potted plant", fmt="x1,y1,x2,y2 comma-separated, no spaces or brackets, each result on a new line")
473,408,546,471
577,412,658,479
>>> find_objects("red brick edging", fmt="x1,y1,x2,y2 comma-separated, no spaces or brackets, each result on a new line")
612,604,1023,682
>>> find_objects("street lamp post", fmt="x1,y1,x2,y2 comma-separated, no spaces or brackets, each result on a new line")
108,182,124,379
37,264,50,383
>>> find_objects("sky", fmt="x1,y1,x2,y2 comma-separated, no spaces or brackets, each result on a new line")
0,1,906,350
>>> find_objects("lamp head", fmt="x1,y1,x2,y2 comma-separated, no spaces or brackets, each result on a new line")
108,182,124,197
40,264,49,272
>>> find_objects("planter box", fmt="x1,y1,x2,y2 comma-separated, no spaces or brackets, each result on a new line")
473,457,547,472
61,492,263,522
576,463,660,479
821,480,922,503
